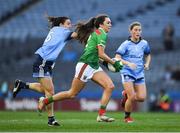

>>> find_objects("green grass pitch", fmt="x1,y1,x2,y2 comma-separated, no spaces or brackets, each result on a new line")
0,111,180,132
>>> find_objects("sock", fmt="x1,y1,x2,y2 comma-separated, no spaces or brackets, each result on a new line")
25,82,30,89
98,105,106,116
125,112,131,118
44,96,54,105
20,81,29,89
48,116,55,122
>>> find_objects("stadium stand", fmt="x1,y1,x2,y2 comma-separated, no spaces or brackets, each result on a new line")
0,0,180,100
0,0,29,20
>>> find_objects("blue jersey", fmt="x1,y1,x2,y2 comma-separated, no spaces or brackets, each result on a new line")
35,26,72,61
116,38,150,79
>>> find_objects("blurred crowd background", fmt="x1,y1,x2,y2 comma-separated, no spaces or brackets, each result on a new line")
0,0,180,112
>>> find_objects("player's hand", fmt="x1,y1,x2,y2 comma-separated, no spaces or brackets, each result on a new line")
113,61,123,72
127,62,137,70
144,63,149,70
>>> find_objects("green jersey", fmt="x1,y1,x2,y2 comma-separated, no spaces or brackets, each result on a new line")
79,28,107,69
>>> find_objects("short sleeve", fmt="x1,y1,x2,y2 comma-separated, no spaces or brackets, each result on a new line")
116,41,127,55
144,42,151,55
96,30,107,47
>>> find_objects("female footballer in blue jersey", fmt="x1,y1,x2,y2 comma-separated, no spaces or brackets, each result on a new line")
12,16,77,126
115,22,151,123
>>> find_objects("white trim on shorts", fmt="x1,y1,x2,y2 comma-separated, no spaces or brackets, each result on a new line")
75,62,103,82
121,74,145,85
39,60,46,77
121,74,134,83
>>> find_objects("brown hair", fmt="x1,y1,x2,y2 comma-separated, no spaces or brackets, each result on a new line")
47,16,70,28
129,21,141,31
75,14,109,45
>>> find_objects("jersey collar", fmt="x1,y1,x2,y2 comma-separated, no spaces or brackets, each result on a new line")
128,36,142,44
99,28,107,35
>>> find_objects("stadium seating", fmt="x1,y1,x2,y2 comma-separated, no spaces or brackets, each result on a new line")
0,0,180,38
0,0,180,99
0,0,30,20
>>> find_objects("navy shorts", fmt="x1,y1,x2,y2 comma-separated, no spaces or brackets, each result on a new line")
121,74,145,85
33,55,55,78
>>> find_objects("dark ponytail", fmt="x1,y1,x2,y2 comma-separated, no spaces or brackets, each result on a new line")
75,14,109,45
47,16,70,29
75,17,96,45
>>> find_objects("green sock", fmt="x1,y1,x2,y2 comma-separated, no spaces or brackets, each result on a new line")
100,105,106,109
44,96,54,105
48,96,54,103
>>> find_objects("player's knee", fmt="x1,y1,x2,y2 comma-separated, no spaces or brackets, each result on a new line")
45,91,54,97
140,97,146,102
136,96,146,102
128,96,134,101
128,94,135,101
45,87,54,96
50,91,54,95
105,83,115,92
49,89,55,95
69,94,77,99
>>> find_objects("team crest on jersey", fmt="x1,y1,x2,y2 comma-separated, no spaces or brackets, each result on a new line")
124,75,130,80
95,30,101,35
46,72,50,75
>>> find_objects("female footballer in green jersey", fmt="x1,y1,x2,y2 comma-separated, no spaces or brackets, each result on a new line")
38,14,123,122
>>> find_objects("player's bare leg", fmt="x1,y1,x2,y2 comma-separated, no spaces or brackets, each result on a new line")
38,78,85,111
121,90,128,108
38,70,115,122
54,78,85,101
39,78,60,126
29,82,44,93
92,71,115,122
13,79,44,98
134,83,147,102
123,82,135,123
